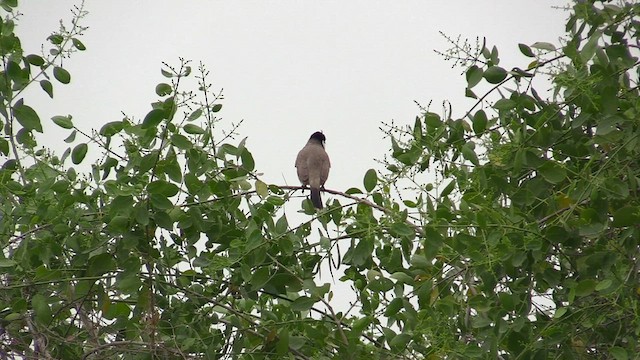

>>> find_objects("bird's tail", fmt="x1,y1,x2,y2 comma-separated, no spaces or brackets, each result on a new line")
310,187,323,209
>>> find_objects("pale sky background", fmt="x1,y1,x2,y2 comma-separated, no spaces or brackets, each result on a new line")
17,1,569,197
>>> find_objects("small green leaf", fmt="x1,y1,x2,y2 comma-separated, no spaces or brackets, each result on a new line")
255,179,268,198
170,134,192,149
241,148,255,171
440,180,455,198
363,169,377,192
290,296,316,312
493,98,516,111
531,42,556,52
0,258,17,267
595,279,613,292
389,333,411,352
71,143,88,164
150,194,173,210
32,294,52,324
465,65,483,88
461,142,479,166
472,110,487,134
51,115,73,129
26,54,45,66
141,108,166,129
211,103,222,112
0,138,9,155
554,307,567,319
187,108,202,121
538,161,566,184
612,206,640,227
161,68,173,78
87,253,115,276
518,43,535,57
148,180,180,197
575,279,596,297
99,121,124,137
465,88,477,99
155,83,172,96
53,66,71,84
483,66,507,84
424,112,441,128
47,34,64,45
13,102,43,132
183,124,205,134
250,267,270,291
345,187,363,195
72,37,86,50
40,80,53,98
610,346,628,360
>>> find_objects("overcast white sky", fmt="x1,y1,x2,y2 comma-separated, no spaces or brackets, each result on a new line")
17,1,568,199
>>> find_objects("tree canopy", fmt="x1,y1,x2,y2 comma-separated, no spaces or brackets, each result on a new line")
1,1,639,359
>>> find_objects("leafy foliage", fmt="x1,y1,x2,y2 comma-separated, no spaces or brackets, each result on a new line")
1,1,639,360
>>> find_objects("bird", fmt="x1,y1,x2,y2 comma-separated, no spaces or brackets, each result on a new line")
295,131,331,209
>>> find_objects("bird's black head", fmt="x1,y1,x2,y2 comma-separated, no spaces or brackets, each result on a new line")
309,131,326,143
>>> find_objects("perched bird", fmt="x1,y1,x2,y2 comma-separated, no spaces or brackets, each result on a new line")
295,131,331,209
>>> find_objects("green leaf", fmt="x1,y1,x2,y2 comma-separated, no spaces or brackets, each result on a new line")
53,66,71,84
424,112,441,128
13,101,43,132
0,138,8,155
483,66,507,84
150,194,173,210
466,65,483,88
155,83,172,96
440,180,455,198
26,54,45,66
610,346,628,360
518,43,535,57
148,180,179,197
32,294,52,324
493,98,516,111
87,253,115,276
290,296,316,312
72,37,86,50
183,124,205,134
211,103,222,112
575,279,596,297
240,148,255,171
99,121,124,137
612,206,640,227
0,258,17,267
40,80,53,98
472,110,487,134
465,87,477,99
71,143,88,164
363,169,377,192
187,108,202,121
141,108,166,129
461,142,479,166
170,134,192,149
255,179,268,198
538,161,566,184
595,279,613,292
48,34,64,45
531,42,556,51
554,307,567,319
389,333,411,352
51,115,73,129
384,298,403,317
250,267,270,291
